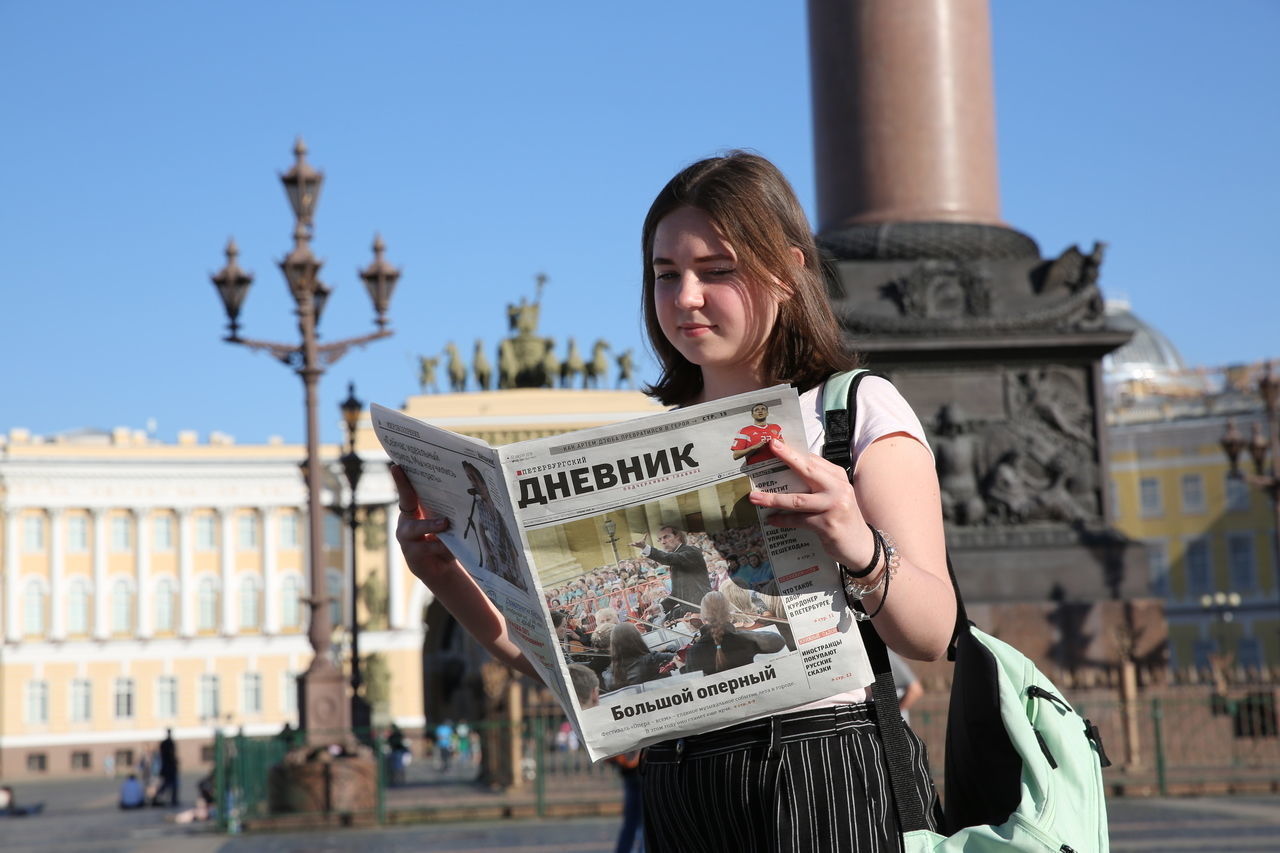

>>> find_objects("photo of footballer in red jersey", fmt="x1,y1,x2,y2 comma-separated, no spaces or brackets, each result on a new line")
730,402,782,465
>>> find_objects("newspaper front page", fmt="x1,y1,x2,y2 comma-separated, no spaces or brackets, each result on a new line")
371,385,874,761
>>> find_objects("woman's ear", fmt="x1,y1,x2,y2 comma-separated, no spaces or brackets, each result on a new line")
789,246,805,268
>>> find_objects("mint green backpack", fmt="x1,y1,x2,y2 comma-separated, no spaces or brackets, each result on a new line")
822,370,1112,853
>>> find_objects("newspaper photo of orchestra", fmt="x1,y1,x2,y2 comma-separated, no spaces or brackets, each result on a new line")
536,486,797,700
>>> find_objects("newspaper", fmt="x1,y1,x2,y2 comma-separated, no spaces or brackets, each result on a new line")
371,385,874,760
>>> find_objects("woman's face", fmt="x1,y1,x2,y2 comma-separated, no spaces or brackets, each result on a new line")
652,206,781,389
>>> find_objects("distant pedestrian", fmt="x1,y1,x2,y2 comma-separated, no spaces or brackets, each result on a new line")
387,723,409,786
434,720,454,771
118,773,146,810
151,728,179,806
137,747,152,793
888,649,925,725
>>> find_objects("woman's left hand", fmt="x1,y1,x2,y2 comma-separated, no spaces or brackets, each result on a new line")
746,437,877,569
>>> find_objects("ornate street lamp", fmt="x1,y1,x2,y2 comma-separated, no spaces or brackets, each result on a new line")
603,517,621,565
338,383,370,740
209,139,399,746
1220,360,1280,620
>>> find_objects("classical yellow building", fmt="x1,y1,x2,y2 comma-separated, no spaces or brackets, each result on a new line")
0,388,663,780
1104,302,1278,671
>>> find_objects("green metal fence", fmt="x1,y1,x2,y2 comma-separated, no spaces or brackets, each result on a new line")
212,727,389,832
906,688,1279,796
216,690,1278,832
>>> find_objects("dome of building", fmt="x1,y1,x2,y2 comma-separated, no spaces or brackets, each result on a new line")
1103,299,1209,400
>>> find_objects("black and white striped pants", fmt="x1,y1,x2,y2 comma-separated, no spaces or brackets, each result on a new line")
640,703,940,853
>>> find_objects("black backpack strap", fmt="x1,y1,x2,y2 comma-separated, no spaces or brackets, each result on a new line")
821,369,968,833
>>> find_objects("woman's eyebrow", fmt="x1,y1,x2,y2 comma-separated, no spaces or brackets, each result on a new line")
652,253,735,266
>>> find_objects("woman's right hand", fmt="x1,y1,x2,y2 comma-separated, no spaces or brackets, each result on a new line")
391,463,463,586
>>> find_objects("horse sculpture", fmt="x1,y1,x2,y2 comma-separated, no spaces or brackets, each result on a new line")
542,338,560,388
444,341,467,392
616,348,635,388
560,338,585,389
418,355,441,394
473,339,492,391
584,339,610,389
497,339,518,390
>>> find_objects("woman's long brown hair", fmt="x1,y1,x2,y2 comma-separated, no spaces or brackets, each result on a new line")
641,151,859,407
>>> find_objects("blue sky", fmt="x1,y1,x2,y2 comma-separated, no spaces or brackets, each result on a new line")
2,1,1276,446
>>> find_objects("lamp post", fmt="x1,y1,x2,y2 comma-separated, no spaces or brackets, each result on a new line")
338,383,370,741
1220,360,1280,619
1199,590,1242,658
603,517,621,564
209,139,400,745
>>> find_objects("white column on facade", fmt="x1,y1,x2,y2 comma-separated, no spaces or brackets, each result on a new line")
135,509,152,638
219,507,237,635
48,508,66,640
177,509,195,637
91,509,109,640
4,511,20,642
262,507,279,634
698,489,725,535
386,505,405,630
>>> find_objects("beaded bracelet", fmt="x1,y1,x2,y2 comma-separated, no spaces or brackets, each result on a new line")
844,528,900,610
857,557,892,621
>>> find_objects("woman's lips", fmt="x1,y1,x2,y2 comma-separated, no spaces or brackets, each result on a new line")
679,323,714,337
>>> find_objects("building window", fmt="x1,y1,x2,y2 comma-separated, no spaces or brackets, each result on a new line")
154,515,175,551
326,569,343,627
280,512,300,548
198,578,219,631
110,516,132,552
195,516,217,551
1185,537,1212,597
283,671,298,714
281,575,302,629
238,514,258,550
23,580,46,636
156,675,178,719
23,515,46,552
68,516,89,552
242,673,263,715
27,753,47,773
111,579,134,634
70,678,92,723
1139,477,1162,517
25,681,49,725
1146,541,1170,597
198,674,221,720
154,578,175,632
114,678,135,719
1180,473,1206,514
68,578,90,634
1225,474,1250,512
324,512,342,549
239,576,262,629
70,751,92,771
1227,533,1257,592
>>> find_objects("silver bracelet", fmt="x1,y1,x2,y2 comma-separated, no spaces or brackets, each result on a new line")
842,528,899,599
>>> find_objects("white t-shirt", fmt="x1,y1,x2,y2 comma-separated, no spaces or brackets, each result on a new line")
792,375,932,709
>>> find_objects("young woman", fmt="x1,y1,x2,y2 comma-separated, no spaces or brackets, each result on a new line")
601,622,676,692
681,590,786,676
392,151,955,851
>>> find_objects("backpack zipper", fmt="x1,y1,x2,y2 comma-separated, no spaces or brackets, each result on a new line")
1028,684,1073,714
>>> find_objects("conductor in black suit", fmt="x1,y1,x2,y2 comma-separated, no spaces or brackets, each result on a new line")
632,526,711,621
